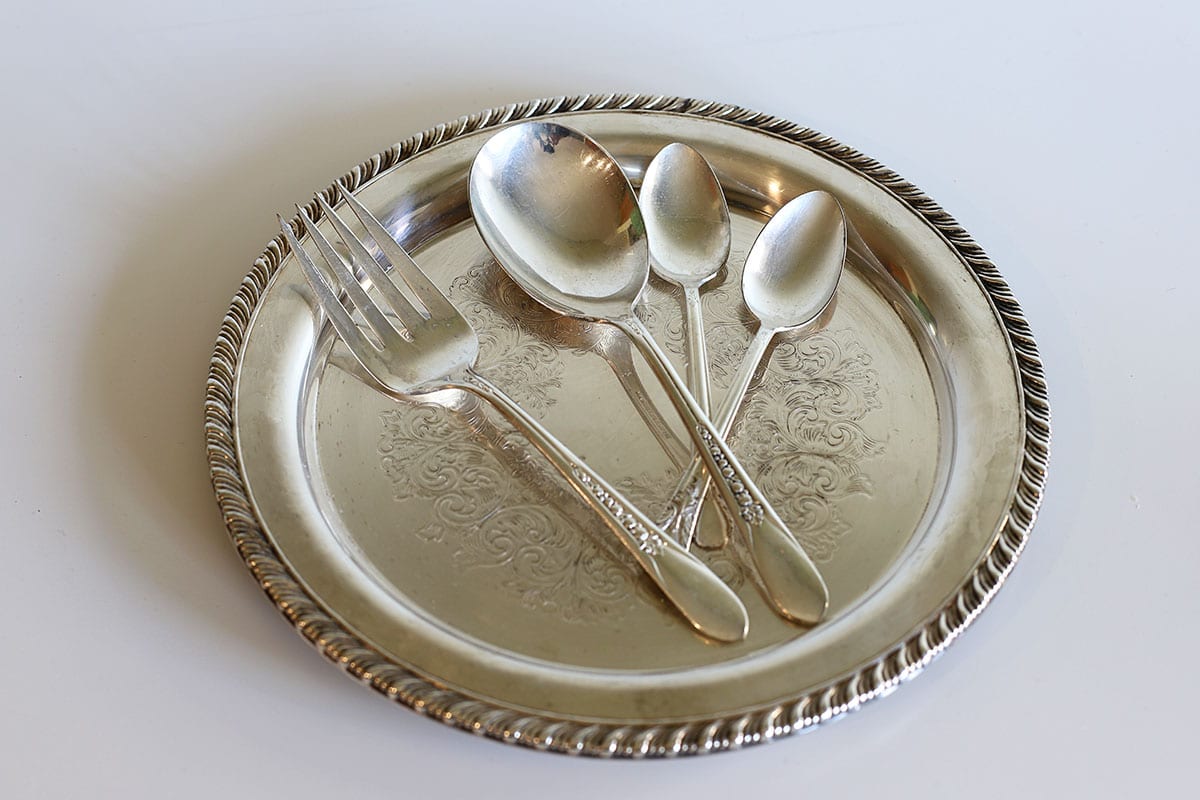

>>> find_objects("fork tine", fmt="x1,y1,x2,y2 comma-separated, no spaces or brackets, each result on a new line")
334,182,460,319
313,193,427,335
278,215,384,376
293,205,403,348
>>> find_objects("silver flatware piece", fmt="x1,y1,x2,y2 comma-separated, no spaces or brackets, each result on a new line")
279,182,750,643
642,142,730,416
641,143,733,545
468,121,829,625
665,190,848,550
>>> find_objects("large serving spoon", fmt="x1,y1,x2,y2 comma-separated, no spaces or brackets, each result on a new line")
642,142,730,416
667,191,848,550
469,121,828,625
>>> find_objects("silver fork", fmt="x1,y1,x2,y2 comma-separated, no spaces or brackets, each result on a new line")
279,182,749,643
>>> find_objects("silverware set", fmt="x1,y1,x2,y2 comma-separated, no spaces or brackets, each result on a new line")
281,121,847,643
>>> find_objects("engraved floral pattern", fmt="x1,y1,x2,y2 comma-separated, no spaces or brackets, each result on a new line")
735,332,883,561
448,265,565,417
379,399,645,623
378,254,882,620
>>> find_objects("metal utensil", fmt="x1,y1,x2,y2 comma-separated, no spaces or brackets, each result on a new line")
279,182,750,643
641,144,730,542
469,121,829,625
642,143,730,415
667,191,848,550
554,320,693,469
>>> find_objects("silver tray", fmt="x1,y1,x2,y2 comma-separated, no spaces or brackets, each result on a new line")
206,95,1050,757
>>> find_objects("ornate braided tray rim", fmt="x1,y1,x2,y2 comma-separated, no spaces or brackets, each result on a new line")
204,93,1051,757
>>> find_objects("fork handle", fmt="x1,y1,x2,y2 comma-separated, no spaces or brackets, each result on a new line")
452,369,749,643
613,315,829,625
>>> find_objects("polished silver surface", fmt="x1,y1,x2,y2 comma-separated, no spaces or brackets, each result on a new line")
280,184,749,643
469,121,829,625
672,191,847,550
642,143,731,549
206,94,1049,758
642,143,730,416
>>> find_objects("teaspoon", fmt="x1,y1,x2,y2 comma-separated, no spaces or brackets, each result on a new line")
667,191,848,550
642,142,730,416
469,121,829,624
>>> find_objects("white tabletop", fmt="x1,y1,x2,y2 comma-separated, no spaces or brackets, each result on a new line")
4,1,1196,796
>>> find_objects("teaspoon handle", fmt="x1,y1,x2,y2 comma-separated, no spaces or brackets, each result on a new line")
615,316,828,625
670,325,776,549
454,369,749,643
682,285,711,415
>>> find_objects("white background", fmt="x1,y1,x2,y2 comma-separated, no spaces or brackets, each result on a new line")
3,1,1197,796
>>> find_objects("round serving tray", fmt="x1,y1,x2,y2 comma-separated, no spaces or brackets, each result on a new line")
206,94,1049,757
